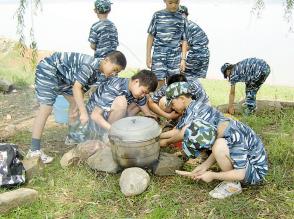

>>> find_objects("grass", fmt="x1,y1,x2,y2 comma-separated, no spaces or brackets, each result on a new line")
0,42,294,218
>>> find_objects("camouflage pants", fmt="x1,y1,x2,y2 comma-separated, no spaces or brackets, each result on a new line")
245,68,270,111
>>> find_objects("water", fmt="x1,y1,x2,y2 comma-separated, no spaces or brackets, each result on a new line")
0,0,293,87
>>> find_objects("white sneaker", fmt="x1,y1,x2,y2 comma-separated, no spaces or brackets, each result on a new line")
26,149,54,164
209,181,242,199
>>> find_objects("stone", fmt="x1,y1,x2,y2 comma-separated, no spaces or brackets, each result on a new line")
87,147,119,173
22,157,45,181
0,188,38,214
152,152,184,176
76,140,105,161
119,167,150,196
0,79,13,93
60,148,80,168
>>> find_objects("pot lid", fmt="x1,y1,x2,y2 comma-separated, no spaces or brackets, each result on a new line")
109,116,161,142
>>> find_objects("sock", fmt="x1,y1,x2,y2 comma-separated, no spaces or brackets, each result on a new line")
31,138,41,151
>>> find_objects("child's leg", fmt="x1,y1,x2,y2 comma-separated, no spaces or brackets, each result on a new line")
127,102,140,116
211,138,233,171
63,94,79,125
108,96,128,124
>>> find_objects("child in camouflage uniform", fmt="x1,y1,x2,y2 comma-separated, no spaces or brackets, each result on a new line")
89,0,119,58
27,51,126,163
176,118,268,199
221,57,271,115
148,74,209,120
178,5,210,79
68,70,158,143
146,0,188,88
160,82,224,147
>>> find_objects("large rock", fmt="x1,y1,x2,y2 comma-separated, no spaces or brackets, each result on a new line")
119,167,150,196
152,152,184,176
87,147,119,173
0,79,13,93
0,188,38,214
60,140,106,168
22,157,45,181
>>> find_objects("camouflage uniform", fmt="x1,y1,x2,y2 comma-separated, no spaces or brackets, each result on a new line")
184,20,210,79
221,58,271,112
147,10,187,80
89,0,118,59
183,119,268,185
68,77,147,143
151,77,209,104
165,82,224,130
35,52,102,106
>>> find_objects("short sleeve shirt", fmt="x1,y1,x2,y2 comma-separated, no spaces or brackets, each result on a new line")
229,58,269,85
86,77,147,113
187,20,209,48
88,19,119,58
46,52,101,92
147,9,187,48
176,100,225,129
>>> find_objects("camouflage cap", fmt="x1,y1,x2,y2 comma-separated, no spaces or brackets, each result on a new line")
165,82,191,107
178,5,189,16
95,0,112,13
220,63,232,79
182,119,217,158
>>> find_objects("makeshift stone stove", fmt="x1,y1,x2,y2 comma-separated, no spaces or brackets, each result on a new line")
61,116,183,196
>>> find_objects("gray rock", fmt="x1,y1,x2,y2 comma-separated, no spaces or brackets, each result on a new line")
87,147,119,173
153,152,184,176
0,188,38,213
22,157,45,181
0,79,13,93
119,167,150,196
60,148,80,168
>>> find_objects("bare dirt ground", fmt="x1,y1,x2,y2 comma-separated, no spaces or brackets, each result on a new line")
0,88,73,155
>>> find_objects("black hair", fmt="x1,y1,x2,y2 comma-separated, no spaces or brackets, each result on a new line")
131,69,158,92
166,74,187,86
106,50,127,69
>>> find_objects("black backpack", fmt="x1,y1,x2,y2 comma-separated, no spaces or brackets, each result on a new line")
0,143,25,187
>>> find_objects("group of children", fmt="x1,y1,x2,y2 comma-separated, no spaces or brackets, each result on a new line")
26,0,270,199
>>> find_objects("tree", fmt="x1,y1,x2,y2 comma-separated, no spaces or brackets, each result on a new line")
15,0,41,67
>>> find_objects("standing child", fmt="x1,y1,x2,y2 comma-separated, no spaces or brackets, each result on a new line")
26,51,126,163
178,5,210,79
221,58,270,115
89,0,118,59
146,0,188,88
176,118,268,199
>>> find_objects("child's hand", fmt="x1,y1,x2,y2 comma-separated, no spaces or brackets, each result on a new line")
168,111,180,120
80,112,89,125
194,171,215,183
228,105,235,115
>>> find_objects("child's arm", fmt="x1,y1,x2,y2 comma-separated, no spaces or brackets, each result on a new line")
90,43,96,51
228,85,236,114
146,34,154,69
195,169,246,183
159,127,184,147
73,81,88,125
148,98,179,119
139,103,158,118
180,40,188,72
90,106,111,131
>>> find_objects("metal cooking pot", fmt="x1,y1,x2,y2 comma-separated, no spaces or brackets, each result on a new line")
109,116,161,168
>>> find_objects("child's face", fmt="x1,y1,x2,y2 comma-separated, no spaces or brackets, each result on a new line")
170,96,185,114
164,0,180,13
130,79,149,99
101,58,123,77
